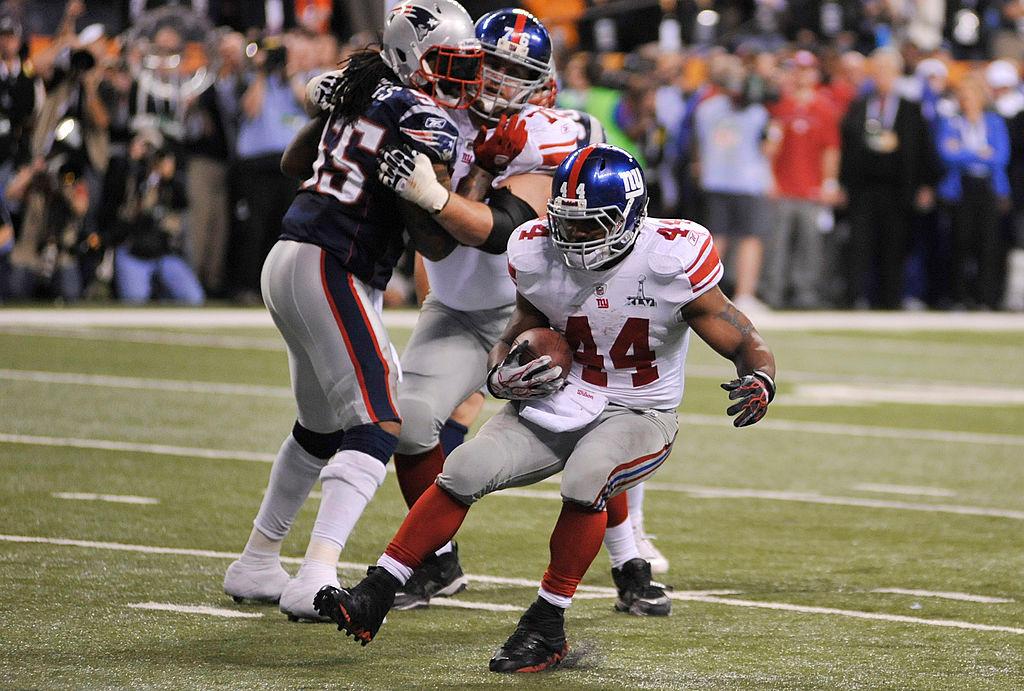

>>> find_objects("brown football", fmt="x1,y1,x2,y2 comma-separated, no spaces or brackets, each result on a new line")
511,327,573,374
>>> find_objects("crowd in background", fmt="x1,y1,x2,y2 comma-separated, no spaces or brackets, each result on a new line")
2,0,1024,311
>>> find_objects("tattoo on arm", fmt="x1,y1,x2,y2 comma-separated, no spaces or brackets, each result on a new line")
715,304,753,338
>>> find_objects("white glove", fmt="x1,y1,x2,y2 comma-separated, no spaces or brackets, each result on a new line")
486,341,565,401
305,70,344,116
378,147,450,214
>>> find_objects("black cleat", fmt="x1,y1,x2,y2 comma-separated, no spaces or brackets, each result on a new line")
313,567,399,646
392,542,468,610
612,558,671,616
489,598,569,673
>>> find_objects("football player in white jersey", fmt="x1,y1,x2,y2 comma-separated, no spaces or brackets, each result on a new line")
375,8,667,613
313,144,777,673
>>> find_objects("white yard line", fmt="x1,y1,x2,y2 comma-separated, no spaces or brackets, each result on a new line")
0,326,286,351
3,308,1024,331
676,413,1024,448
789,383,1024,407
669,593,1024,635
0,369,293,398
0,433,276,463
852,483,956,498
127,602,263,619
650,483,1024,521
4,534,1021,635
52,492,159,505
5,433,1023,521
427,600,522,613
871,588,1014,604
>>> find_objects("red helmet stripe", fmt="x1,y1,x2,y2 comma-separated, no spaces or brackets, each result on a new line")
511,11,527,43
566,146,595,199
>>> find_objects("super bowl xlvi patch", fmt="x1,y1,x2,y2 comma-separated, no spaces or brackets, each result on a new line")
626,274,657,307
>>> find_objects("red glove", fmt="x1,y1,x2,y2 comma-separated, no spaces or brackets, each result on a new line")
472,114,528,175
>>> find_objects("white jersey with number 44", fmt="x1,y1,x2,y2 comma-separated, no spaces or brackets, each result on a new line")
506,217,723,410
424,105,583,313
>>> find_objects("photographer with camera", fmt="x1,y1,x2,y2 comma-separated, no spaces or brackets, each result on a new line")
230,34,305,304
110,130,203,304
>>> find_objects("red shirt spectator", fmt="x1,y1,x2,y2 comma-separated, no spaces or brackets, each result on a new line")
770,89,840,200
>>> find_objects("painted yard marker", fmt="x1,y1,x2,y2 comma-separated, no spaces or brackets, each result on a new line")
5,534,1021,636
852,483,956,498
127,602,262,619
871,588,1014,604
52,492,159,505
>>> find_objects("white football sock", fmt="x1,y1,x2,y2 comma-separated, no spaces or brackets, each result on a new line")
627,483,646,533
434,541,453,557
376,554,414,585
603,516,640,569
308,449,387,553
239,526,283,565
538,587,572,609
252,434,326,543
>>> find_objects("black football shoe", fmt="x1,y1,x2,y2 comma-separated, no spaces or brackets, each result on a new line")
612,558,672,616
392,542,468,610
313,567,399,646
489,598,569,673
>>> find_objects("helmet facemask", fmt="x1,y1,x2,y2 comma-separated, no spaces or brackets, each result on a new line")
415,43,484,109
547,196,645,270
470,47,550,122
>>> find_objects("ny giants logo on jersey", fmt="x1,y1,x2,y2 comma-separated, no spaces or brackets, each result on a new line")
626,274,657,307
619,168,645,201
397,5,440,41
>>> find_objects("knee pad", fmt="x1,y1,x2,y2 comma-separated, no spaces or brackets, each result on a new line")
291,421,345,460
435,444,499,505
395,393,443,455
339,423,399,465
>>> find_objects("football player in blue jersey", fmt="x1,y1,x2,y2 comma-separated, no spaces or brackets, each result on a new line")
222,0,488,622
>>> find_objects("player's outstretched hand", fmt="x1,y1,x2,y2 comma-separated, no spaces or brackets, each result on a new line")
305,69,344,116
473,114,528,175
378,146,449,214
721,371,775,427
487,341,565,400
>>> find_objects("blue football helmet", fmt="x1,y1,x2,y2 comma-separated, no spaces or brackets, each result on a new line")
547,144,648,270
472,9,552,122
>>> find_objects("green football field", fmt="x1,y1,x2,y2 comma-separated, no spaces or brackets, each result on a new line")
1,309,1022,689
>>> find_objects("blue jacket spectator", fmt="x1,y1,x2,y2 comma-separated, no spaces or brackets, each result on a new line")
936,109,1011,201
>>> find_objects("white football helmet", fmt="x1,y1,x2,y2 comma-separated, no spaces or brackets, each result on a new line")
381,0,483,109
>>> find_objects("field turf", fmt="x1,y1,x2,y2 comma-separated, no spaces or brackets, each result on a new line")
1,310,1022,689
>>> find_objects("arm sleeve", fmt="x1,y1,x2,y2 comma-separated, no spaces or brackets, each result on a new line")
478,186,539,255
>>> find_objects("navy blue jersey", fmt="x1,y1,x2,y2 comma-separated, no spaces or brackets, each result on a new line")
280,80,459,289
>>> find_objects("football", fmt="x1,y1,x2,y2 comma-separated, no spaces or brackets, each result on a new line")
511,327,573,374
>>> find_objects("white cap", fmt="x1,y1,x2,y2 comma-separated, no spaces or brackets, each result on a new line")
77,23,105,46
915,58,948,81
986,60,1020,90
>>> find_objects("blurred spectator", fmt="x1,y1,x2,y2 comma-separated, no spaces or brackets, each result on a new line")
0,16,38,182
182,29,244,297
230,35,304,303
822,49,866,114
936,73,1011,310
210,0,295,35
6,155,89,300
839,47,937,309
986,59,1024,310
113,134,203,304
764,50,841,309
693,54,774,312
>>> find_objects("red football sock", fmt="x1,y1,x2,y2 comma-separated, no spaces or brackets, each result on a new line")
394,445,447,508
384,484,469,569
605,491,629,528
540,502,608,600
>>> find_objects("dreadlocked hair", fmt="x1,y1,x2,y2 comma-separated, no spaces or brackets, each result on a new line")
331,48,400,125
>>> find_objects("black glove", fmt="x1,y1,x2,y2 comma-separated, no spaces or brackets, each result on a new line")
721,370,775,428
